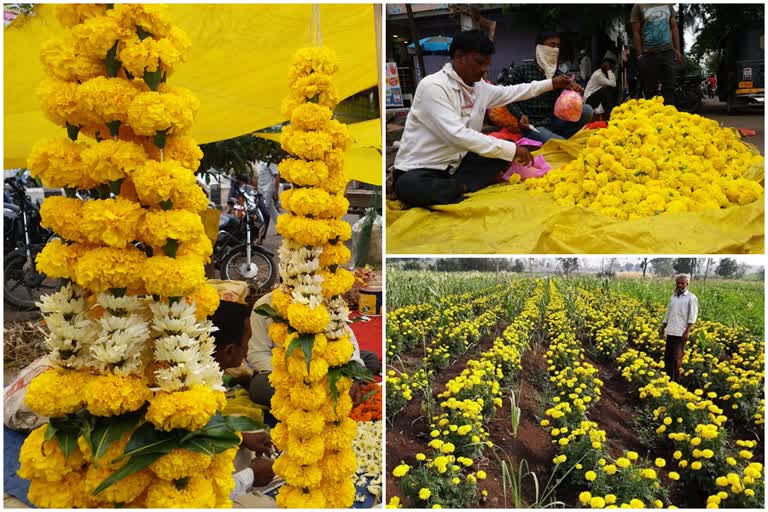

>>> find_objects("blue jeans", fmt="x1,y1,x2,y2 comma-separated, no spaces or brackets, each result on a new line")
522,103,594,143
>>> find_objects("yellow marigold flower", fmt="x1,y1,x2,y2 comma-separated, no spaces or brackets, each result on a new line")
75,245,147,293
579,491,592,505
585,470,597,482
145,473,216,508
146,385,226,431
85,464,152,505
477,470,487,480
591,496,606,508
28,470,89,508
286,302,331,335
150,448,214,481
25,369,89,418
143,254,205,298
84,373,152,417
604,464,617,475
127,87,199,137
18,425,85,482
669,471,680,481
28,138,96,190
392,464,410,478
691,461,703,470
80,197,143,248
616,457,630,469
419,488,432,500
655,458,666,468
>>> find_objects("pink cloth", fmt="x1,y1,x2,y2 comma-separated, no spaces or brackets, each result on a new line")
502,155,552,181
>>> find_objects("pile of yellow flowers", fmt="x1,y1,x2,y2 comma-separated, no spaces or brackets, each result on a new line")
526,97,764,220
266,46,360,508
15,4,251,509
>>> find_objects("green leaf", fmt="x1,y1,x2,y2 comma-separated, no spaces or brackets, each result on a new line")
222,414,265,433
92,413,142,460
53,429,78,458
144,68,163,91
339,360,375,383
104,41,121,77
111,288,127,298
159,199,173,210
179,437,216,456
154,129,168,149
285,333,315,373
163,238,179,258
109,179,124,196
136,26,152,40
92,453,164,496
327,367,343,417
97,183,111,199
106,120,121,138
118,423,176,462
65,123,80,141
64,187,77,198
44,423,57,441
252,304,282,321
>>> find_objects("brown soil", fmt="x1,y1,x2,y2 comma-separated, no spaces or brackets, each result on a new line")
385,326,501,505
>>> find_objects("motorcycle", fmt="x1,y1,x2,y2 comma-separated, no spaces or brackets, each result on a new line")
674,72,704,114
215,180,277,294
4,172,60,309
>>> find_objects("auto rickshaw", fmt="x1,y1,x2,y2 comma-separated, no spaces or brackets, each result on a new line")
717,24,764,113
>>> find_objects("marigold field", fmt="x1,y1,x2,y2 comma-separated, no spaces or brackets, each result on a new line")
385,271,764,509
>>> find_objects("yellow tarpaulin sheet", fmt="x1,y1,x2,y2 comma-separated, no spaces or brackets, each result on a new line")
256,118,382,185
387,131,764,254
4,4,378,170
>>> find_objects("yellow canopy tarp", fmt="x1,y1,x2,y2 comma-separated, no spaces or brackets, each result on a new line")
386,130,764,254
256,118,382,185
4,3,378,170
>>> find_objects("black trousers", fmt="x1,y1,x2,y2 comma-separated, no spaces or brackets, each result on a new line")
639,49,677,107
585,86,618,117
393,152,509,208
664,335,685,383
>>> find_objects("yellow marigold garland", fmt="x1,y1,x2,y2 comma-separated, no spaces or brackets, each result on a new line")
269,46,359,508
21,5,239,508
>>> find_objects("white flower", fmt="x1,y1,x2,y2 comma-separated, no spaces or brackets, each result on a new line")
46,331,95,369
95,293,146,316
154,333,202,364
353,419,382,496
36,284,86,316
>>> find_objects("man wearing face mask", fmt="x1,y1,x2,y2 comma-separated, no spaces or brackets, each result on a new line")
501,32,593,144
392,29,573,208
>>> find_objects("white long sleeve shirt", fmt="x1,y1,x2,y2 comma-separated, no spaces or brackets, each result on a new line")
393,63,554,173
247,293,365,372
583,68,616,103
663,289,699,337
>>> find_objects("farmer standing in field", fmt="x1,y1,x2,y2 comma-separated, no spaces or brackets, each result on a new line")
660,274,698,382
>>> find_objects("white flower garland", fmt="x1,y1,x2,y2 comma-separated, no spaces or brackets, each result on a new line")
353,419,383,503
326,295,350,339
150,298,223,391
36,284,96,369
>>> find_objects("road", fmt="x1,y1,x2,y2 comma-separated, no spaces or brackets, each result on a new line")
700,98,764,154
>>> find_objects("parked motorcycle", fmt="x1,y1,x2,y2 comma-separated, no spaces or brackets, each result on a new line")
674,72,704,114
4,172,60,309
215,179,277,294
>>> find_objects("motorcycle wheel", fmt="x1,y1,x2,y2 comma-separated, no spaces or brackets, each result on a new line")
4,250,61,310
221,245,277,294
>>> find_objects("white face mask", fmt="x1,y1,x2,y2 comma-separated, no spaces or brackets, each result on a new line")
536,44,559,79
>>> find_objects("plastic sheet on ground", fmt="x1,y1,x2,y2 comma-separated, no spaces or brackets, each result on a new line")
387,131,764,254
4,4,378,169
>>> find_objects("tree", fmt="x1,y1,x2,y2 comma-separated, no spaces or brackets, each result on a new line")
640,257,649,278
558,258,579,276
511,259,526,273
715,258,739,278
735,263,748,279
673,258,697,276
681,4,765,60
651,258,674,277
199,134,287,177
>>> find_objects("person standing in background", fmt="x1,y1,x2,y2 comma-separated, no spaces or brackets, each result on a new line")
630,4,681,106
659,274,698,383
584,51,618,119
251,159,280,233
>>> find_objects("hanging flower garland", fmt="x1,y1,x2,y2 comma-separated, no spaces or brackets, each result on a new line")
19,4,258,508
251,46,371,509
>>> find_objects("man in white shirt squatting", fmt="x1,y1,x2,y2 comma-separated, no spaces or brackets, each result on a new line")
392,29,573,208
659,274,699,383
584,51,618,119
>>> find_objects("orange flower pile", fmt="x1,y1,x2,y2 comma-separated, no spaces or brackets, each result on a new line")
350,383,382,422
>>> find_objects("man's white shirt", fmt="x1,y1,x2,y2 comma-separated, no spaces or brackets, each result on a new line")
663,289,699,337
584,69,616,103
393,63,553,174
248,292,365,372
